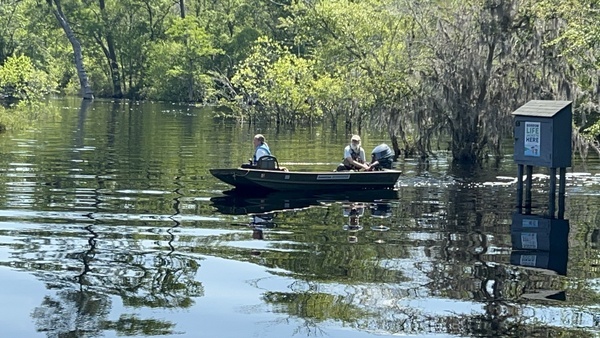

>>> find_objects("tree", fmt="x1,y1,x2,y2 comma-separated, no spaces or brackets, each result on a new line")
283,0,415,150
533,0,600,157
46,0,94,99
96,0,122,98
0,54,53,104
398,0,570,163
145,16,222,102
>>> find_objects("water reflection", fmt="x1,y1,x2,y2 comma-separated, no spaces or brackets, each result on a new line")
249,213,276,242
510,203,569,301
369,203,392,244
210,189,400,216
4,99,600,337
211,189,400,247
26,226,204,336
343,203,365,243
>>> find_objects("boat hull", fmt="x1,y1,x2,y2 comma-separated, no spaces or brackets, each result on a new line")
209,168,402,192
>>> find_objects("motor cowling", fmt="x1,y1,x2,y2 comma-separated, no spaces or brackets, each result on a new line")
371,144,394,169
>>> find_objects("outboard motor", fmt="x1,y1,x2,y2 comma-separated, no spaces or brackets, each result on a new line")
371,143,394,170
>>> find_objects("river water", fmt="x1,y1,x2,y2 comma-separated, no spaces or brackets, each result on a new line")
1,98,600,337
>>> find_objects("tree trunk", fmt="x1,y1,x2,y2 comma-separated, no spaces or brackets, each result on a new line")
178,0,194,102
48,0,94,100
98,0,123,98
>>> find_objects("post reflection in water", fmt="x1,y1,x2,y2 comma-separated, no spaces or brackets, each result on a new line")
510,198,569,301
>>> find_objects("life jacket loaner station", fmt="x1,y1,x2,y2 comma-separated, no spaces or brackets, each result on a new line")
511,100,572,218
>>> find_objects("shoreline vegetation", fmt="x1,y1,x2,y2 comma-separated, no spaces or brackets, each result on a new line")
1,0,600,162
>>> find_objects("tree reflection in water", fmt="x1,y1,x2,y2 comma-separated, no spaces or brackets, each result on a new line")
26,220,204,336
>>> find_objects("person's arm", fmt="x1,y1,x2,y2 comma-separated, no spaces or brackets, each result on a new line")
367,160,379,171
345,148,369,170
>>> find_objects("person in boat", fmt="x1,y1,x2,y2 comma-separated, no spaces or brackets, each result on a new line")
252,134,271,165
368,143,394,170
243,134,288,171
336,135,370,171
241,134,271,169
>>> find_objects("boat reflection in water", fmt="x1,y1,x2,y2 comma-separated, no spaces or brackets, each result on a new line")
340,202,394,243
210,189,399,244
211,189,399,216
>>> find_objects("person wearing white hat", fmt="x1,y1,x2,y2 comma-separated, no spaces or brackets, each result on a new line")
336,135,369,171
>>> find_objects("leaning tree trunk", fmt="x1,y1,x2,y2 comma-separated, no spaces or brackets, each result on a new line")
48,0,94,100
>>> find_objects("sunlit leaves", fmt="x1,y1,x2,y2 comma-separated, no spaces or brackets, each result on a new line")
531,0,600,146
144,16,223,102
286,0,413,120
265,53,318,118
231,1,414,125
533,0,600,63
0,0,30,63
0,54,53,104
0,54,56,131
232,36,284,103
166,16,221,60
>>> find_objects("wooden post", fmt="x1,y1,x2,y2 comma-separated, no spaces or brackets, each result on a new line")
525,165,533,211
516,164,524,210
558,167,566,219
549,167,557,218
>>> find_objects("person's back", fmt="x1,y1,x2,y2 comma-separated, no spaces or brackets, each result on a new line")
252,134,271,165
244,134,288,171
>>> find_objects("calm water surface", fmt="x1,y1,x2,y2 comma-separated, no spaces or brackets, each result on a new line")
1,98,600,338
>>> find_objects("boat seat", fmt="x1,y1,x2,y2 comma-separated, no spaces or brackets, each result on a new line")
256,155,279,170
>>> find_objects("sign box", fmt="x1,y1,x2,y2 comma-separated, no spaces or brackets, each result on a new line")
512,100,572,168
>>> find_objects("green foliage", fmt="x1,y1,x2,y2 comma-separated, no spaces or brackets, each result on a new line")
531,0,600,155
0,0,30,63
6,0,600,161
0,54,53,106
144,16,222,102
232,37,324,123
265,54,320,120
232,37,285,98
278,0,416,138
584,119,600,142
